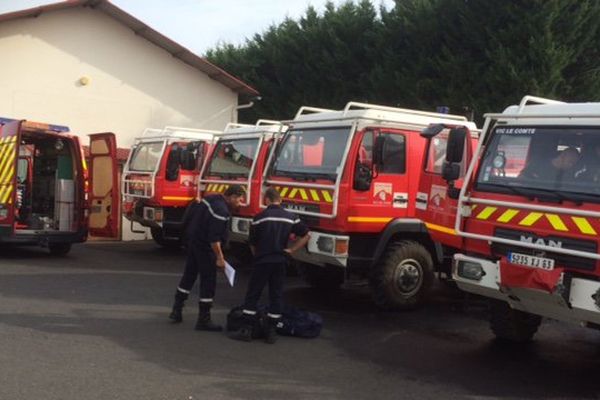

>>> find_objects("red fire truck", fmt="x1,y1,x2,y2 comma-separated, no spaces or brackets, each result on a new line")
199,120,285,249
0,118,119,255
122,126,218,247
444,95,600,342
262,102,478,309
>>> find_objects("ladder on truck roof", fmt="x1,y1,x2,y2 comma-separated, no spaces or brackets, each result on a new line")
123,126,219,200
137,126,219,142
223,119,284,133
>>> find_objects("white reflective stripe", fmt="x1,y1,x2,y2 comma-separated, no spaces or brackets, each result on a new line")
242,309,257,315
267,313,282,319
199,298,213,303
251,217,300,225
201,199,229,222
177,287,191,294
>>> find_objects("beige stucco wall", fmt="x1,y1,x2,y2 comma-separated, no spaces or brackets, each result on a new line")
0,6,238,143
0,6,241,240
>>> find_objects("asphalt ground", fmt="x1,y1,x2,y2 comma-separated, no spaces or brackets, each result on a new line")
0,241,599,400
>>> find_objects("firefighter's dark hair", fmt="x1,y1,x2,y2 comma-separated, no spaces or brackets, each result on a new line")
224,184,245,197
264,187,281,202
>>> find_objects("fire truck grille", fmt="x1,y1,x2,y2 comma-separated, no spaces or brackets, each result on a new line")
281,202,320,226
492,228,597,271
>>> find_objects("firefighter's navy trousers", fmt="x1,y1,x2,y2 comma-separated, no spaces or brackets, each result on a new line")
177,243,217,303
243,262,285,318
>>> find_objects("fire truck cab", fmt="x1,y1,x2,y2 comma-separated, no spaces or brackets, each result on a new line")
447,95,600,341
0,119,118,255
200,120,285,246
122,126,218,247
263,102,478,309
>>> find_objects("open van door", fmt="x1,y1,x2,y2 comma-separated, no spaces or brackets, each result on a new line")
0,120,22,236
88,133,119,238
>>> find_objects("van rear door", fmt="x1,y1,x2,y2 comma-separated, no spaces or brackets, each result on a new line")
0,120,21,235
88,133,119,238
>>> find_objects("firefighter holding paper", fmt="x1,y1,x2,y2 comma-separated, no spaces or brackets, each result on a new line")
230,187,310,344
169,185,245,331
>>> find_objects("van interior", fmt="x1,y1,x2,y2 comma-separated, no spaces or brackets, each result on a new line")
16,132,78,232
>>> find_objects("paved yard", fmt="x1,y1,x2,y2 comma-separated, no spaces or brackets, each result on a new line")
0,241,599,399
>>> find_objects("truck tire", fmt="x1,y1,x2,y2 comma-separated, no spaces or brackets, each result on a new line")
151,227,181,249
489,300,541,343
48,243,72,256
370,240,434,310
298,262,344,290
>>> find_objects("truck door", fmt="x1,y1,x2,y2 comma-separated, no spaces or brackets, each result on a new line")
0,120,21,235
348,129,412,226
416,128,471,248
88,133,119,238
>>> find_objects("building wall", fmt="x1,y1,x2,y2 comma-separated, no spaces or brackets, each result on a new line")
0,6,240,240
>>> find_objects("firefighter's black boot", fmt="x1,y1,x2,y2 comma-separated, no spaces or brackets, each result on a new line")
169,290,188,323
195,302,222,332
264,317,279,344
229,313,255,342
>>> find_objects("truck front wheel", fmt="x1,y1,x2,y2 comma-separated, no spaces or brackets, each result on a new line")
370,240,434,310
48,243,72,256
151,227,181,249
489,300,541,343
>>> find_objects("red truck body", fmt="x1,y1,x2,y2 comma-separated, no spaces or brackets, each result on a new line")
445,96,600,341
122,126,218,246
262,102,479,309
0,118,118,255
199,120,285,245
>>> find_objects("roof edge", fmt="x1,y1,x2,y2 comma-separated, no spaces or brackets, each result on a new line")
0,0,259,96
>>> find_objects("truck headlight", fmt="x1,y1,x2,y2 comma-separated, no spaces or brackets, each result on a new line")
317,236,334,253
457,261,485,281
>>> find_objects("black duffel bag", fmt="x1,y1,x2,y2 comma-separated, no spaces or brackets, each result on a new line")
226,305,323,339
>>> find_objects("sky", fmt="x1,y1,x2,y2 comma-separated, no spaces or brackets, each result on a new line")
0,0,394,54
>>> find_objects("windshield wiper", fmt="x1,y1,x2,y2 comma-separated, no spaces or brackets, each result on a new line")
274,170,316,182
274,169,337,182
478,183,581,205
477,183,536,200
208,172,248,180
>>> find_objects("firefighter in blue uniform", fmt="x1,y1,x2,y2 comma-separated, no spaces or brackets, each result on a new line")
169,185,245,331
231,187,310,343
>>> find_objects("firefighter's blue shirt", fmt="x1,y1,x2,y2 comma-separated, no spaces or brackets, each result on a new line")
185,194,230,250
249,204,309,265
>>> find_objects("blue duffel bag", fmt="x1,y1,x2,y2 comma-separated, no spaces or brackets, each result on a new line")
276,305,323,338
227,305,323,339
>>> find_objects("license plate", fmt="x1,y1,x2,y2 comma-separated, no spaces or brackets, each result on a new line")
508,252,555,270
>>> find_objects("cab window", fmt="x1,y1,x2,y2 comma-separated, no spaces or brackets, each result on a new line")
425,133,467,176
380,133,405,174
357,131,374,168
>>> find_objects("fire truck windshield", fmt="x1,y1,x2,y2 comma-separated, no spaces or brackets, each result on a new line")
129,141,164,172
206,138,259,178
272,127,351,181
476,126,600,202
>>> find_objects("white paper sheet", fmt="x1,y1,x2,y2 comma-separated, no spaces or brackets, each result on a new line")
224,262,236,287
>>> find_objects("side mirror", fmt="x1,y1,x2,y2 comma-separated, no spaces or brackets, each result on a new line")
180,149,197,170
166,146,181,181
373,135,386,167
442,161,460,182
354,163,372,191
420,124,446,138
446,127,467,163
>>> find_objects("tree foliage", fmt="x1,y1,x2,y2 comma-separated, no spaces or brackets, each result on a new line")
206,0,600,123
